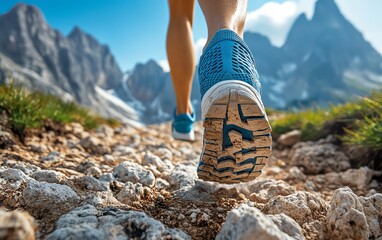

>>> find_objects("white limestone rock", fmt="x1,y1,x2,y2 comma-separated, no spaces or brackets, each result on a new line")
116,182,145,204
31,170,66,184
46,204,191,240
99,173,115,182
22,181,80,218
40,151,61,162
216,204,297,240
168,163,196,190
290,142,350,174
112,145,135,156
264,191,328,226
339,167,374,189
277,130,301,147
247,179,296,203
0,210,36,240
155,178,170,190
113,161,155,187
74,176,109,192
85,166,103,178
95,125,114,138
152,147,173,161
267,214,304,240
0,168,31,182
84,192,121,207
142,151,166,171
79,136,110,155
326,187,382,240
29,144,48,153
360,193,382,239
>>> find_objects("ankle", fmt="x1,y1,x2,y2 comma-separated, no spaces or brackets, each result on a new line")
204,26,244,49
176,102,193,115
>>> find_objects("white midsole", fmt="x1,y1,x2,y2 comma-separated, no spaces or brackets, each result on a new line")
172,128,195,141
201,80,265,120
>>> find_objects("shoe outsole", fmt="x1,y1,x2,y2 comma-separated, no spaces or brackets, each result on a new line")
197,84,272,184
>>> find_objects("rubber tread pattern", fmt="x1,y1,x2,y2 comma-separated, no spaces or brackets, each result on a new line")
197,89,272,184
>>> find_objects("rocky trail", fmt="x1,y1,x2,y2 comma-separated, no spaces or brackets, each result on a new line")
0,119,381,240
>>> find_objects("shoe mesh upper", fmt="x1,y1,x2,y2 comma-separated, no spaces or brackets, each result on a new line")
198,29,260,99
172,110,195,134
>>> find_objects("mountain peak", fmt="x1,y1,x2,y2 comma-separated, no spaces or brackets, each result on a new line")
284,0,349,52
315,0,340,11
6,3,45,25
283,13,309,51
68,26,88,40
313,0,343,23
10,3,40,14
134,59,163,73
295,13,308,24
287,13,309,36
69,26,83,36
68,26,103,51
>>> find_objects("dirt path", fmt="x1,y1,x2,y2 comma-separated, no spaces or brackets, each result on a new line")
0,122,381,240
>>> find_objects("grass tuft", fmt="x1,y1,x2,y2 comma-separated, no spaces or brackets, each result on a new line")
270,90,382,150
0,82,119,134
343,117,382,150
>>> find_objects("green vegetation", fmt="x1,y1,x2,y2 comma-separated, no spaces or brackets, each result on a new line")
0,82,119,135
343,117,382,150
270,91,382,150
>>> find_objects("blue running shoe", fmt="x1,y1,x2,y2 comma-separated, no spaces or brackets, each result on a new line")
197,29,272,184
172,109,196,141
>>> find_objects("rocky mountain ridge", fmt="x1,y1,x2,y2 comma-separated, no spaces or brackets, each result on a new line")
114,60,202,124
251,0,382,108
0,4,139,125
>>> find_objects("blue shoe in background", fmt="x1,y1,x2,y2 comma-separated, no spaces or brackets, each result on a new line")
197,29,272,184
172,109,196,141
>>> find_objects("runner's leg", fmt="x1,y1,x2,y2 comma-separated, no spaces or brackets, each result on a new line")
166,0,195,115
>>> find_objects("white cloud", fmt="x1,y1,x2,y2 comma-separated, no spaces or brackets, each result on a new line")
158,59,170,72
244,0,316,46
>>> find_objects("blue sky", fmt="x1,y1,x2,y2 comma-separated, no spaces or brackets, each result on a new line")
0,0,381,72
